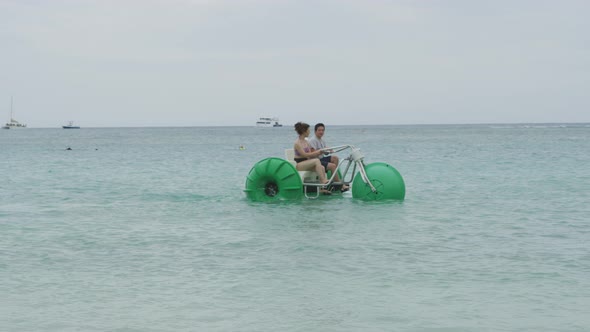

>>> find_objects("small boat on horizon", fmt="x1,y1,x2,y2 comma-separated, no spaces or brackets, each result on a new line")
256,117,283,127
62,121,80,129
2,97,27,129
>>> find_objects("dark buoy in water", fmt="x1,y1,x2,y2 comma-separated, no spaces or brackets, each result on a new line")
66,147,72,150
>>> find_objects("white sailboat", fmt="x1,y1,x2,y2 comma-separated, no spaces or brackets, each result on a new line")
2,97,27,129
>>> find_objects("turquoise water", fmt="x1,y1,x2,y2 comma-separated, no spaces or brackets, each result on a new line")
1,124,589,331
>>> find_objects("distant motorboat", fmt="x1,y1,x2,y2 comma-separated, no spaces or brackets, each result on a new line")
256,117,283,127
2,97,27,129
62,121,80,129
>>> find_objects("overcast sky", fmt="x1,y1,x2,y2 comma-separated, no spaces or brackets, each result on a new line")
1,0,588,127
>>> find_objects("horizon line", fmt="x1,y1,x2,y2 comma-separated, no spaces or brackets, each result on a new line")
14,121,590,129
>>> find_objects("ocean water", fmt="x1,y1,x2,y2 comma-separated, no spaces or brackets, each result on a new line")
1,124,589,331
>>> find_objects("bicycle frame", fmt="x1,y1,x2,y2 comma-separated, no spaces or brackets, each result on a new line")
301,145,378,199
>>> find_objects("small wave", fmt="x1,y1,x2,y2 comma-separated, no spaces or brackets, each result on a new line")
518,123,589,129
488,125,515,129
140,192,210,202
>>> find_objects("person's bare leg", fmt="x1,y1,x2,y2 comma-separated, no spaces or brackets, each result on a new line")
297,159,318,172
314,160,328,184
327,163,339,182
331,155,339,167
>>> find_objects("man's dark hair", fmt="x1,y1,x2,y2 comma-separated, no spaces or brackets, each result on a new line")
314,123,325,132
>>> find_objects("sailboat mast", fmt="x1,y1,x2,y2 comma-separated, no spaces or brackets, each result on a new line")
10,96,13,120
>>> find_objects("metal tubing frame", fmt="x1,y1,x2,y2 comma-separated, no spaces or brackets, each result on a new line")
301,144,378,195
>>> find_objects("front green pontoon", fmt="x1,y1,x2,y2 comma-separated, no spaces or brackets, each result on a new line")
351,162,405,200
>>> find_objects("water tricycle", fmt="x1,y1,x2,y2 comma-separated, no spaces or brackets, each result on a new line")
244,145,405,202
